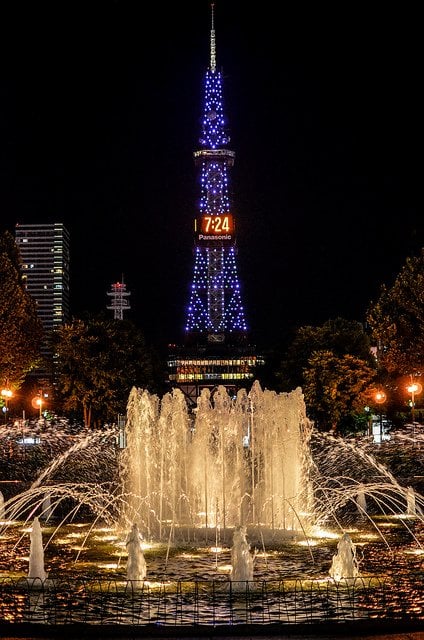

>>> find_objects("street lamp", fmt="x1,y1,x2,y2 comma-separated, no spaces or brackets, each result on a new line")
406,377,422,426
31,394,44,419
1,387,13,423
375,391,386,404
375,390,386,442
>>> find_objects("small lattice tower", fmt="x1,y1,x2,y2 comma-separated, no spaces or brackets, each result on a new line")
107,278,131,320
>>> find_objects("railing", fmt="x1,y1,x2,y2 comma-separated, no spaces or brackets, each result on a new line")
0,575,422,627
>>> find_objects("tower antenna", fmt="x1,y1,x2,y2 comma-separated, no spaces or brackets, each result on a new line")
107,277,131,320
210,3,216,72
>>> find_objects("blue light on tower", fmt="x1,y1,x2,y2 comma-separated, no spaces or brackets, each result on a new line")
168,3,263,409
185,5,247,339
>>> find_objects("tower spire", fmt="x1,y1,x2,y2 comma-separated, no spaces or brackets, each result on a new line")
210,3,216,72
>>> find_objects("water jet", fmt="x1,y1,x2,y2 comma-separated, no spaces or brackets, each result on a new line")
28,516,48,582
0,382,422,626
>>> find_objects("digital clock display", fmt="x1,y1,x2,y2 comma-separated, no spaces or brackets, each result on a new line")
196,214,235,241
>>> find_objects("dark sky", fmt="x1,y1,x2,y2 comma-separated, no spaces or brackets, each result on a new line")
0,2,421,353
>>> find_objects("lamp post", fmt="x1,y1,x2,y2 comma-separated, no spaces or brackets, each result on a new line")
406,377,422,432
36,397,43,419
31,394,44,419
375,390,386,442
1,387,13,423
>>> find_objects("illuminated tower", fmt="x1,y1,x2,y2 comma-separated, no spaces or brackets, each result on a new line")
168,4,263,405
107,278,131,320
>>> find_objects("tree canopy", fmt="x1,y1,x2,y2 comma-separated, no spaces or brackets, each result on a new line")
276,318,377,432
303,350,376,432
0,230,43,390
366,249,424,376
53,314,163,427
277,317,375,390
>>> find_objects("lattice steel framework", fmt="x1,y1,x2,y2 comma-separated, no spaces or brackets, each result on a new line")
185,4,247,342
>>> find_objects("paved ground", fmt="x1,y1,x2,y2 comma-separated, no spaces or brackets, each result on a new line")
0,623,422,640
0,633,422,639
5,635,419,640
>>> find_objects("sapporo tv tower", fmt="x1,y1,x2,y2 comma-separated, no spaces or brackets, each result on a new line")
167,4,264,406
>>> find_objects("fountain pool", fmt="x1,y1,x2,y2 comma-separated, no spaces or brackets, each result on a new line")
0,382,422,626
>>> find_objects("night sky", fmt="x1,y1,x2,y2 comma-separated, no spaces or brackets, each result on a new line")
0,3,421,354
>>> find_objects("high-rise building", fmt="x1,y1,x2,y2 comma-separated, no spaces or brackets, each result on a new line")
168,6,264,406
15,222,70,382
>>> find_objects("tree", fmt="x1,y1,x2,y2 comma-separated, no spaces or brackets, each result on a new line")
276,317,375,391
53,314,162,427
274,318,377,433
0,230,43,390
366,249,424,376
303,350,376,433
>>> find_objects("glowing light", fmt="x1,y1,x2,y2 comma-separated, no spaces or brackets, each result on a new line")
55,537,74,545
97,563,119,570
406,377,422,423
358,533,379,541
375,390,386,404
92,534,119,542
297,539,319,547
407,382,422,395
185,55,247,335
308,527,341,540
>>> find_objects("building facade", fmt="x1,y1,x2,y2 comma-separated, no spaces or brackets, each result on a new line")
15,222,70,382
168,6,263,406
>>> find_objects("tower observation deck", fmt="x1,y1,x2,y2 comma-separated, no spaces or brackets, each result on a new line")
167,4,264,406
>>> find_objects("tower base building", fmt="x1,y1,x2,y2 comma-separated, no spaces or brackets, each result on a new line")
168,341,264,408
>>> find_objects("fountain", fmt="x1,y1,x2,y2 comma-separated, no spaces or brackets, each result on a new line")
356,487,367,517
328,532,359,582
230,525,255,588
406,486,423,516
126,522,147,581
40,492,53,522
0,381,422,626
119,382,311,538
27,516,48,582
